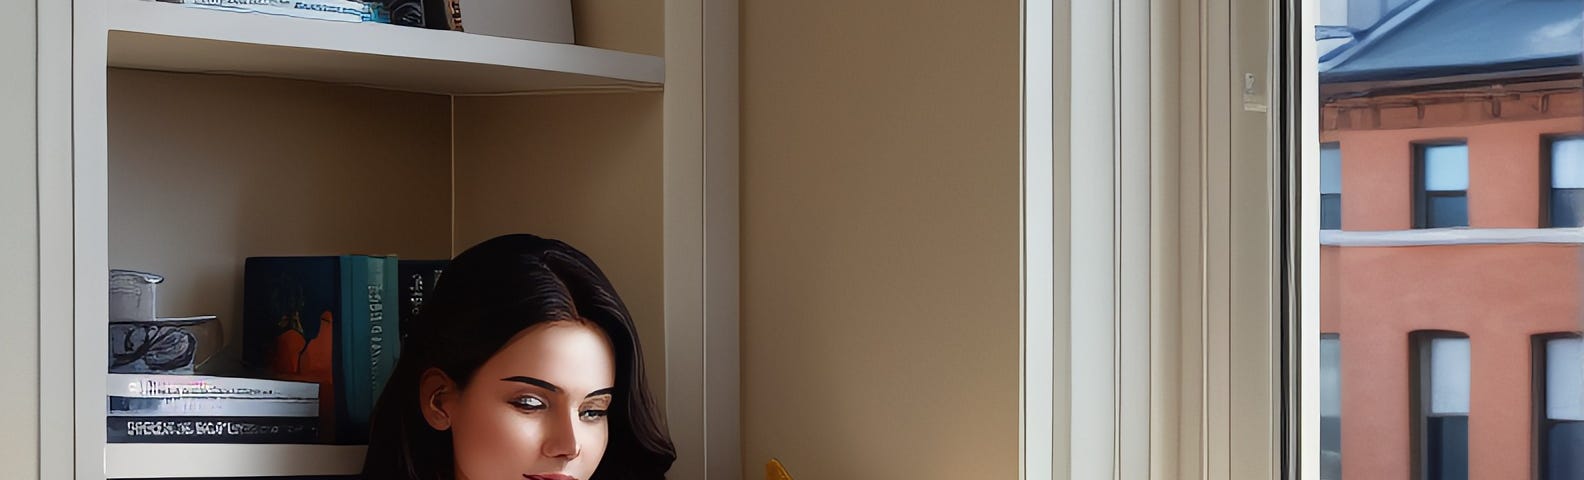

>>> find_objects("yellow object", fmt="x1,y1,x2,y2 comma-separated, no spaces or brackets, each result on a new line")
766,459,794,480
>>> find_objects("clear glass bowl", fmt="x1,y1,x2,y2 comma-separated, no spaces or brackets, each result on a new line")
108,315,225,374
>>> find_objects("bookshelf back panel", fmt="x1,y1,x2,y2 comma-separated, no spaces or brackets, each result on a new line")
452,92,666,407
572,0,665,58
108,68,453,375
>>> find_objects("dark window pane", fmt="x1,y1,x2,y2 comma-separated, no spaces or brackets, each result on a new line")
1428,416,1469,480
1321,415,1341,453
1321,416,1342,480
1322,194,1342,230
1426,195,1468,228
1552,189,1584,228
1547,422,1584,480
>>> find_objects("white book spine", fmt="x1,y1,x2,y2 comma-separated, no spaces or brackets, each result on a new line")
107,374,320,400
108,396,320,417
170,0,372,23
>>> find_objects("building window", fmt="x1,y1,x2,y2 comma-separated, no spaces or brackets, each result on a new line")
1539,334,1583,479
1321,143,1342,230
1414,333,1469,480
1546,136,1584,227
1321,333,1342,480
1414,143,1469,229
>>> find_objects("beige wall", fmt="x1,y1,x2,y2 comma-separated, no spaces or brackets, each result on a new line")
107,70,453,374
572,0,663,57
451,93,668,408
0,0,38,477
740,1,1021,477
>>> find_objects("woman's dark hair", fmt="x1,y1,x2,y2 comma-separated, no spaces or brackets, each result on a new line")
363,234,675,479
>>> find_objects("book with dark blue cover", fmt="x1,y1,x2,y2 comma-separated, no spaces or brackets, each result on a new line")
244,255,395,443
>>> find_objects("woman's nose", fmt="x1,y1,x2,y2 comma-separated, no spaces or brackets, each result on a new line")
541,409,582,460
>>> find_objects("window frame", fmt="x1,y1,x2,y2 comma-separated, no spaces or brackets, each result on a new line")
1540,134,1584,228
1533,333,1584,480
1410,331,1471,480
1412,140,1471,229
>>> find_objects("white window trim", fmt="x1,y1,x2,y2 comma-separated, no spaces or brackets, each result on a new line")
1023,0,1318,478
1021,0,1181,479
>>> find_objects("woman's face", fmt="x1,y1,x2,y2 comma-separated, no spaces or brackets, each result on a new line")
433,320,616,480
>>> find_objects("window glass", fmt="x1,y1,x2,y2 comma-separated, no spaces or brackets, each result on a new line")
1547,337,1582,421
1422,144,1468,192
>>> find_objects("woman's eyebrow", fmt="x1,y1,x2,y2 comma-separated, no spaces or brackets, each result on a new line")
500,376,561,393
586,387,615,399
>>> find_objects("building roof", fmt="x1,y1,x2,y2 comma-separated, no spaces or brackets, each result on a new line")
1320,0,1583,84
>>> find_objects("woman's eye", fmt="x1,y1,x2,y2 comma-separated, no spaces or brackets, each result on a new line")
579,409,609,421
511,396,546,411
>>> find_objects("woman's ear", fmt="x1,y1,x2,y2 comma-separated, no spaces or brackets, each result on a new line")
418,367,458,431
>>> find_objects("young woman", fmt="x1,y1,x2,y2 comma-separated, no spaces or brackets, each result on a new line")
363,234,675,480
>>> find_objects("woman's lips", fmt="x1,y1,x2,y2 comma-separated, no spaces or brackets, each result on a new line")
524,474,577,480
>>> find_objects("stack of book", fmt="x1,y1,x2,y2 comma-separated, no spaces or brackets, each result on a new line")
107,374,320,443
107,269,321,444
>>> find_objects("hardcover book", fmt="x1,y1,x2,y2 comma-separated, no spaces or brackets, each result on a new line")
107,416,318,444
107,374,319,399
243,255,399,443
109,397,320,418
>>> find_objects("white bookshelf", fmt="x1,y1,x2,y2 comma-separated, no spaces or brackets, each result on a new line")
105,444,366,478
43,0,738,478
106,0,665,94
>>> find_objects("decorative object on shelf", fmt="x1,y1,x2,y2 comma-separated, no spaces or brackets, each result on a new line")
108,269,224,374
109,315,224,374
110,269,162,322
244,255,400,444
447,0,573,43
425,0,463,31
373,0,424,27
107,374,321,444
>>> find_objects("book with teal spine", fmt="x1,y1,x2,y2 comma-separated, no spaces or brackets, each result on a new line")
371,256,401,408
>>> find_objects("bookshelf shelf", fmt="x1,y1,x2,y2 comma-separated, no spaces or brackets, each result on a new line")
105,0,665,95
104,443,366,478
